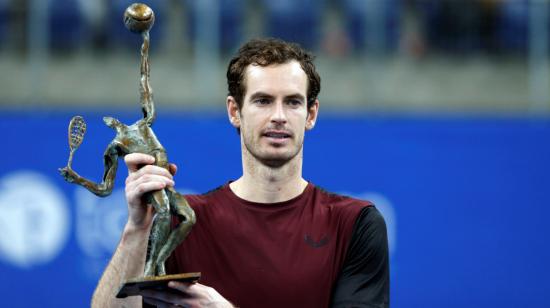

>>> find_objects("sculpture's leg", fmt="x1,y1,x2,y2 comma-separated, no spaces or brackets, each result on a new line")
154,188,196,274
144,189,171,277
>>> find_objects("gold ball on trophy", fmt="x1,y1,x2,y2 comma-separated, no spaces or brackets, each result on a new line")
124,3,155,33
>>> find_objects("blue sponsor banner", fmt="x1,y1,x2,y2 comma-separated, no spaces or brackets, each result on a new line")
0,111,549,307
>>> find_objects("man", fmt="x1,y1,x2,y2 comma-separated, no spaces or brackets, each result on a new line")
92,38,389,307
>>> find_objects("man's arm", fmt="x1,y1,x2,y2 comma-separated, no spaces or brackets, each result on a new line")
331,206,390,308
91,153,173,307
91,153,234,308
91,222,151,307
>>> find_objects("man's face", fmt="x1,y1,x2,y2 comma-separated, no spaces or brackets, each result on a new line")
228,60,319,167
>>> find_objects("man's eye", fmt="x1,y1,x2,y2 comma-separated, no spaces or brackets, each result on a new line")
287,99,303,106
254,98,270,105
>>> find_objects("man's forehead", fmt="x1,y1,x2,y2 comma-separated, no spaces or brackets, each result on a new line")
243,61,307,93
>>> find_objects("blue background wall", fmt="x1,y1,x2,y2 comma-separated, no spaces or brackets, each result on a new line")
0,111,548,307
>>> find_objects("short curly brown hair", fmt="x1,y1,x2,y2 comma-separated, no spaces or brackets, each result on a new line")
227,38,321,109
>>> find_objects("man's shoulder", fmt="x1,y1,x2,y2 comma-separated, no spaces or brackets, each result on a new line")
312,184,374,210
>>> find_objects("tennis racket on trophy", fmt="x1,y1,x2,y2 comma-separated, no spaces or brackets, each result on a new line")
66,116,87,168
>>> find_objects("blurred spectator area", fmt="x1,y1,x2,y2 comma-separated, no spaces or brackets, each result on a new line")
416,0,530,53
0,0,549,115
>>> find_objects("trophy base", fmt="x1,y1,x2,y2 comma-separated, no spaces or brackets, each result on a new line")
116,272,201,298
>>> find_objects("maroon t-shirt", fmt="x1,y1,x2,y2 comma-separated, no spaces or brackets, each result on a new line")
166,182,372,308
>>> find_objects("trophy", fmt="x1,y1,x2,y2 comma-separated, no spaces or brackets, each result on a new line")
59,3,200,298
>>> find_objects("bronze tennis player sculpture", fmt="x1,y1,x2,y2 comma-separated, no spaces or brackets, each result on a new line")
59,3,198,297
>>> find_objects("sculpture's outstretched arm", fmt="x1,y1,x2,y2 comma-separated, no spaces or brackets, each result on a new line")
59,142,120,197
123,3,156,126
140,30,155,125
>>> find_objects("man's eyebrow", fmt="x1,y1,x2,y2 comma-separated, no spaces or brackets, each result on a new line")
248,92,274,101
248,92,306,102
285,94,306,102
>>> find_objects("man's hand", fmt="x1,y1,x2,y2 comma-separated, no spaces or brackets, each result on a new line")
141,282,233,308
124,153,176,230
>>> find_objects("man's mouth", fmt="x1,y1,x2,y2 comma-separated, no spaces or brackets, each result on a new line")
263,131,291,139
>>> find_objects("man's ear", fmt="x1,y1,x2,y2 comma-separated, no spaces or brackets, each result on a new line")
227,96,241,128
305,99,320,130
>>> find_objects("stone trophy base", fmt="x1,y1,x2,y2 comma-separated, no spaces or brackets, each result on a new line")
116,272,201,298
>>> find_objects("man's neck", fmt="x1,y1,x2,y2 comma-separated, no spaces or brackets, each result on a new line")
229,150,308,204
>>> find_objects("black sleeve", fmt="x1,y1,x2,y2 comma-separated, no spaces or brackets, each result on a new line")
331,206,390,308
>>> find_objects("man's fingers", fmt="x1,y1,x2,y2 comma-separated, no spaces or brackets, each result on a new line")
128,180,171,198
167,282,215,300
126,165,174,185
124,153,155,172
141,289,190,307
144,282,233,308
142,295,182,308
125,174,174,209
141,174,174,186
168,281,193,293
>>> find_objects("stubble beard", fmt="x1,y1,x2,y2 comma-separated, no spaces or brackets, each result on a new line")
242,133,304,169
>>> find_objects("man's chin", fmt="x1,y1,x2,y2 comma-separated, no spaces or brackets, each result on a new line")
244,141,302,168
255,152,296,168
259,157,289,168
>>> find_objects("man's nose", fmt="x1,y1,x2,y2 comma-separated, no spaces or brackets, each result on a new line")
270,100,287,124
